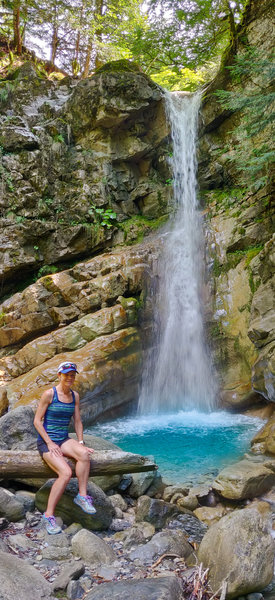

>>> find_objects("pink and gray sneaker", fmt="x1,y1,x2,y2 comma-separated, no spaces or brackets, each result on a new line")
73,493,96,514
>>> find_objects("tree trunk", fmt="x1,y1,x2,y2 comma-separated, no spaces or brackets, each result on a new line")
82,39,93,78
13,1,22,55
0,449,157,479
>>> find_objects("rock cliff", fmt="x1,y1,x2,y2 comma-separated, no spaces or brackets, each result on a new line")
0,0,274,420
199,0,274,410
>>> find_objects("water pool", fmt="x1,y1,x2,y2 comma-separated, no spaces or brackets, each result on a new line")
87,410,263,485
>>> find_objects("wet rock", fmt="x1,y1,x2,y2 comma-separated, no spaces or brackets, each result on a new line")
35,478,114,530
71,528,116,565
177,494,199,511
0,549,54,599
67,579,86,600
85,575,183,600
128,471,156,498
198,505,274,599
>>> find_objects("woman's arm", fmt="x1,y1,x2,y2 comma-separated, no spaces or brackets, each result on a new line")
73,393,94,453
34,389,63,456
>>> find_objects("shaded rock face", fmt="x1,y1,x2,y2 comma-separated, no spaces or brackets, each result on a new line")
200,0,274,409
0,549,54,600
0,65,169,297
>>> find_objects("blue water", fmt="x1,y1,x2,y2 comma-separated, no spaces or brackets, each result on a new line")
88,410,263,484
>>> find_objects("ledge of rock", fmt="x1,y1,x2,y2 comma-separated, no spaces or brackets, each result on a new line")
212,457,275,500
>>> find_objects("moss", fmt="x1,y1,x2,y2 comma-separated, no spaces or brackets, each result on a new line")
95,60,142,75
248,269,261,295
119,214,169,245
245,245,263,267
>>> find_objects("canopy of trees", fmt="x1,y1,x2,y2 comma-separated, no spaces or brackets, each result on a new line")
0,0,249,88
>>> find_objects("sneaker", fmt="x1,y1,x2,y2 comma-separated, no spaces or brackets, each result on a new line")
73,493,97,514
42,513,62,534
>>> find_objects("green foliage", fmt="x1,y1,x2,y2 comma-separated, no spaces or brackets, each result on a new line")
36,264,59,279
0,310,6,327
215,49,275,190
88,204,117,229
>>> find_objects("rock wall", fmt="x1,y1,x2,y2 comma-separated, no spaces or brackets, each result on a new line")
199,0,274,410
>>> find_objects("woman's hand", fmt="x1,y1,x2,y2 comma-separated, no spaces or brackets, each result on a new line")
47,441,63,456
85,446,95,454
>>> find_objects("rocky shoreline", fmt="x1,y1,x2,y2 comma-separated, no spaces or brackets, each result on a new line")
0,409,275,600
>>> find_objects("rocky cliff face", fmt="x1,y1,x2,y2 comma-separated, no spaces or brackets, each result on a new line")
0,0,274,420
199,0,274,410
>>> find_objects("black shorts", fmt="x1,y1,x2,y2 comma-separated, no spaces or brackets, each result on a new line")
37,437,70,457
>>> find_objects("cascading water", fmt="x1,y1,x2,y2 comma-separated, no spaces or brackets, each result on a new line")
88,91,261,484
138,92,217,414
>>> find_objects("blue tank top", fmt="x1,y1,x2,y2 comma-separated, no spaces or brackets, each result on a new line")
37,386,75,443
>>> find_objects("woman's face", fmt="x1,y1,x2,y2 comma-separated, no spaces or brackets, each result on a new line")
59,371,76,385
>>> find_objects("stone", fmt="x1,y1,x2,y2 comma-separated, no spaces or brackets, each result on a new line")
67,580,86,600
108,493,128,512
119,521,155,548
177,495,199,511
128,471,156,498
51,560,85,591
213,458,275,500
251,414,275,455
85,575,183,600
6,533,37,551
129,530,194,564
35,478,114,530
15,490,35,511
193,504,229,526
0,487,25,522
162,485,189,502
136,495,184,529
0,406,36,450
71,528,116,565
167,513,208,543
198,505,274,599
41,546,72,561
0,550,54,599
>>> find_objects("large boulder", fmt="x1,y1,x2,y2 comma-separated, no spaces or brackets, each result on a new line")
212,457,275,500
129,530,194,564
0,405,36,450
85,575,183,600
198,504,274,599
135,495,186,529
0,487,26,522
35,478,114,530
0,550,54,600
71,528,116,565
251,413,275,454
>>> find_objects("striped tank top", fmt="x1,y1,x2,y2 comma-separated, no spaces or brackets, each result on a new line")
38,386,75,443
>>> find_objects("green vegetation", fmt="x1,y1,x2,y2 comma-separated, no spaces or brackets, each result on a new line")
212,245,264,277
0,0,248,89
215,49,275,191
120,214,169,244
0,310,6,327
88,205,117,229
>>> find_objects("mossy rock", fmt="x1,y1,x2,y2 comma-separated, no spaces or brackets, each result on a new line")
95,59,142,75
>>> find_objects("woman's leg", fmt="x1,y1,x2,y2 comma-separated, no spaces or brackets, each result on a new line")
60,439,90,497
42,452,73,516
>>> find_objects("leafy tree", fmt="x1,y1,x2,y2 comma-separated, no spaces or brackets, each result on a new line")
215,48,275,190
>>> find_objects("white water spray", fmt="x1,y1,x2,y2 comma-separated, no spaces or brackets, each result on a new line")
138,92,217,414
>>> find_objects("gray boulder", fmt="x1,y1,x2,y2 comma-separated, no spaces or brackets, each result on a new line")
35,478,114,530
0,550,54,600
85,575,183,600
198,504,274,599
136,495,185,529
128,471,156,498
213,458,275,500
0,405,36,450
129,529,194,564
0,487,25,522
71,528,116,565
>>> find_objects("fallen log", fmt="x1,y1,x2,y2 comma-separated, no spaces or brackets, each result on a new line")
0,449,158,479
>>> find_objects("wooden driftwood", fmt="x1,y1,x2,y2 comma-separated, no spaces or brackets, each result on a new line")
0,449,158,479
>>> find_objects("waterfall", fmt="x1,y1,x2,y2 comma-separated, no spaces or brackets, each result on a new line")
138,92,217,414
